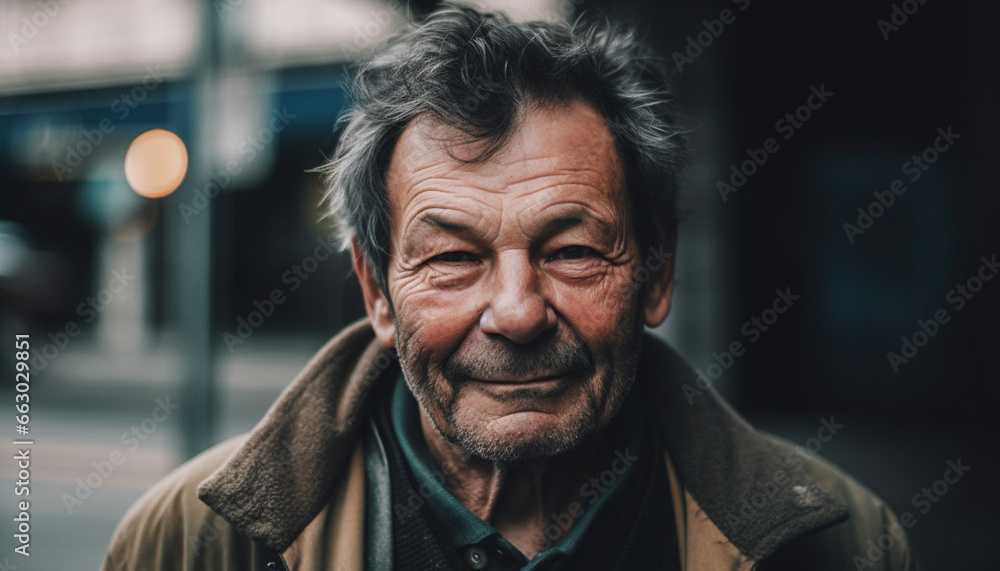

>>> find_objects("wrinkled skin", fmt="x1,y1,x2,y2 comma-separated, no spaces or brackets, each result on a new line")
353,98,675,558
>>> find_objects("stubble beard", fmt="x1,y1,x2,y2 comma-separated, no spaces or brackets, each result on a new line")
394,307,645,467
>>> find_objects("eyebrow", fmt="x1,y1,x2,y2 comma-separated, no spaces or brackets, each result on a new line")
413,208,614,243
537,209,614,242
538,214,589,237
419,214,476,235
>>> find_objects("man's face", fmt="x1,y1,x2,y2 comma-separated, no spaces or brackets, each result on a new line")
359,99,672,464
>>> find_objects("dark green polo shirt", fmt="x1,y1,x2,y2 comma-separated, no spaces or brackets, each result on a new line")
388,373,643,570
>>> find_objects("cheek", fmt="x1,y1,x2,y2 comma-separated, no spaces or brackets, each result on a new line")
550,269,639,347
391,258,640,358
392,274,481,361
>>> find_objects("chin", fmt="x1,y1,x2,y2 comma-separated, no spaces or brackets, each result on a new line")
447,401,599,465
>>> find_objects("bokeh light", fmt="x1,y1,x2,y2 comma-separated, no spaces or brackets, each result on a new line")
123,129,188,198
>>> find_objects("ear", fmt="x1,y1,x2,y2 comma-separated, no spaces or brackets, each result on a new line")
642,229,677,328
351,237,396,347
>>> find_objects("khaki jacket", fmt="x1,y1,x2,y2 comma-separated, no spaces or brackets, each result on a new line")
102,319,915,570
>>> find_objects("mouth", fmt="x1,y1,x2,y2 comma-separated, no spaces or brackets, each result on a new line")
465,373,577,399
471,373,569,385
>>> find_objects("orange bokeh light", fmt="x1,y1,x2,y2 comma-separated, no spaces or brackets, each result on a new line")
124,129,188,198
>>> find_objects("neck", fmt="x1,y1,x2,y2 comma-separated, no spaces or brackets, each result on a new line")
417,411,609,560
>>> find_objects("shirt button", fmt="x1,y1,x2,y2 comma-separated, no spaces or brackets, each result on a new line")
465,546,488,569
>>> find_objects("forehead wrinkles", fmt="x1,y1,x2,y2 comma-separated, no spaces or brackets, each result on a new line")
401,193,503,248
400,178,625,251
387,100,628,246
389,99,624,192
392,152,626,230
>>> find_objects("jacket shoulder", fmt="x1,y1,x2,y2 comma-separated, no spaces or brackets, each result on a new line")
759,434,917,571
102,434,264,571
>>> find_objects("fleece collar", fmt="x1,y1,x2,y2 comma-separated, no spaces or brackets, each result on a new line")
197,319,847,562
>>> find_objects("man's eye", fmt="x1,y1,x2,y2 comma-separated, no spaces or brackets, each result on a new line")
551,246,597,260
431,251,478,263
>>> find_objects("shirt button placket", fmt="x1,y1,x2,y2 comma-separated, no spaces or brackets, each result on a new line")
465,546,488,569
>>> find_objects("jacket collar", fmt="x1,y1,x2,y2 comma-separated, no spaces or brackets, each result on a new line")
198,319,847,562
634,335,848,563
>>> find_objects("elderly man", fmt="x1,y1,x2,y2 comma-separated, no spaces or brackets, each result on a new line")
103,5,915,571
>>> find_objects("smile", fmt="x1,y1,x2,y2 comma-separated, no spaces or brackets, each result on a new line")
470,373,570,385
465,374,576,400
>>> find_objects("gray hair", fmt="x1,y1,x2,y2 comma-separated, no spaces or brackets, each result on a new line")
321,3,689,296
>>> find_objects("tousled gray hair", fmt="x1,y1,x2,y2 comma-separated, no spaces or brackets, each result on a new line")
321,3,689,296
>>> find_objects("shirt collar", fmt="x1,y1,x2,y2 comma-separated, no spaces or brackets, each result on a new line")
389,371,643,564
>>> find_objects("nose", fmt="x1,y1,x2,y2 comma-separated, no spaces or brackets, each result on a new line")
479,250,557,344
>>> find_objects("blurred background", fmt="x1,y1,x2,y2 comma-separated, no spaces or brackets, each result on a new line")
0,0,996,568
